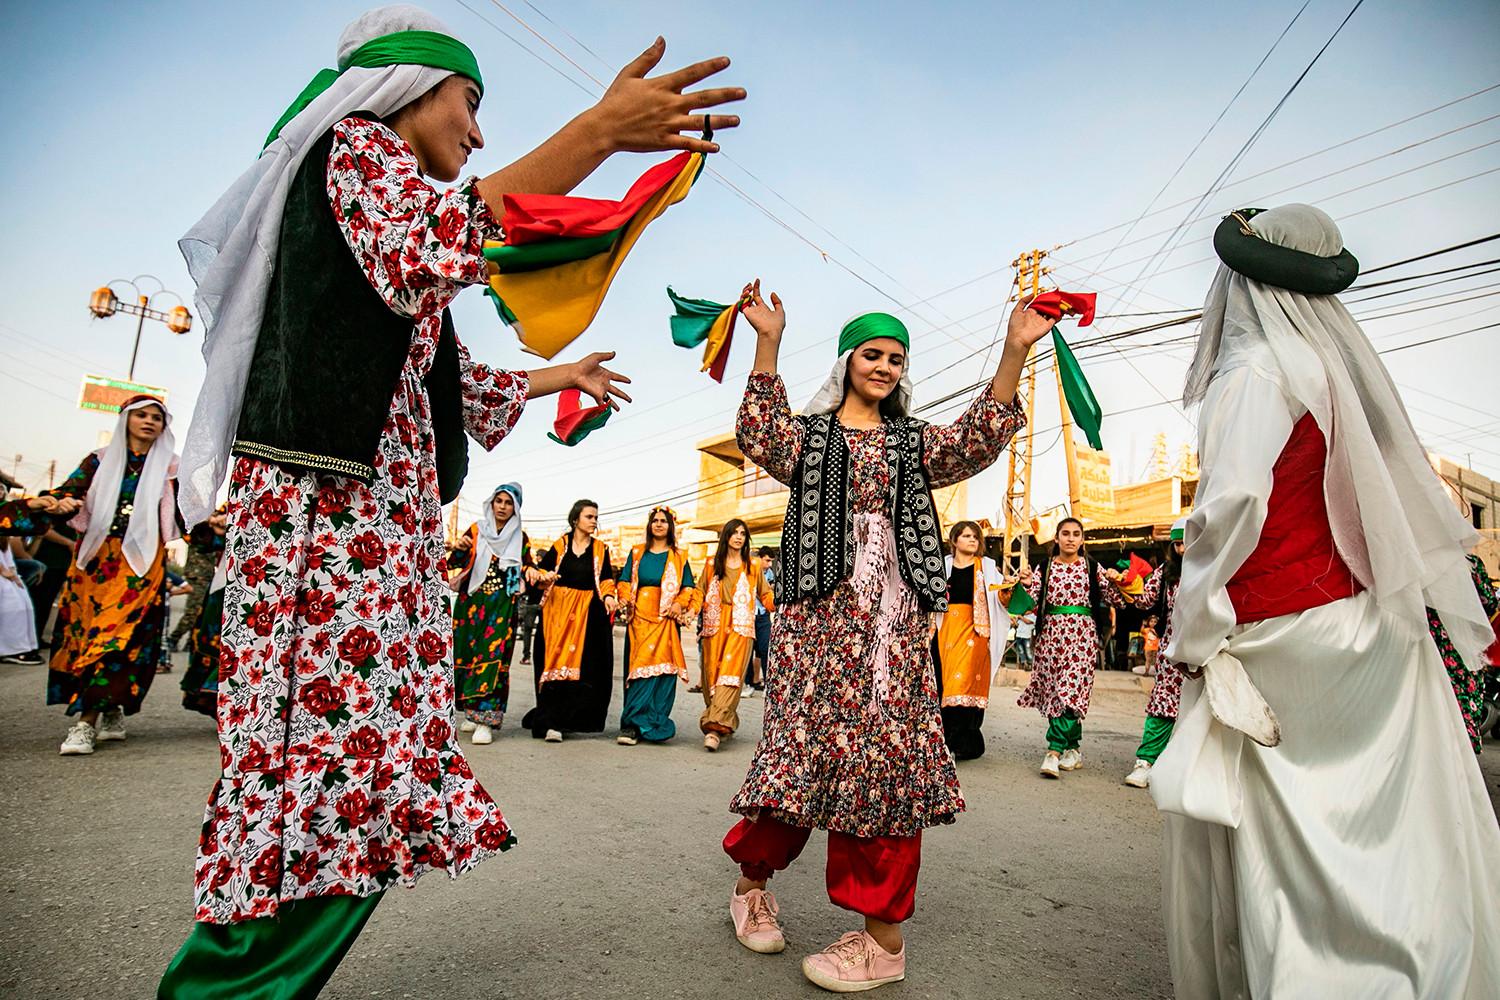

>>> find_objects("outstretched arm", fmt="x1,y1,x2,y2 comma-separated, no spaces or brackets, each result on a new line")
474,39,745,210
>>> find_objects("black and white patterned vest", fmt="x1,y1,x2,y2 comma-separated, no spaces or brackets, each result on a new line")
778,412,948,611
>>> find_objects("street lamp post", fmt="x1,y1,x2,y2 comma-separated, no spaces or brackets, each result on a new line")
87,275,192,380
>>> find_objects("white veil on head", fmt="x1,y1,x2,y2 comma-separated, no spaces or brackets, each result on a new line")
1183,203,1490,666
470,483,524,586
177,5,465,528
76,396,179,575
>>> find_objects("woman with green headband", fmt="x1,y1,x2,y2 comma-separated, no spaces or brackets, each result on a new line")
720,280,1053,993
162,5,744,997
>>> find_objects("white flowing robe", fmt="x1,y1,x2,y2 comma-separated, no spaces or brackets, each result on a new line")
1153,365,1500,998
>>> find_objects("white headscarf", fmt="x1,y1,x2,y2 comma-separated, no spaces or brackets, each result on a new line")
176,5,463,528
76,397,178,575
1183,203,1490,668
470,483,524,589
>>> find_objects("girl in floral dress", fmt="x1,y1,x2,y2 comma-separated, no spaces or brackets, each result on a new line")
44,396,180,757
160,6,744,996
698,517,774,751
1017,517,1117,779
448,483,531,745
720,280,1051,993
1111,520,1185,788
1427,553,1499,752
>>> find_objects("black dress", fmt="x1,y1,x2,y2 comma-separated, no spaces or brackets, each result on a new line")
522,542,615,737
932,562,986,761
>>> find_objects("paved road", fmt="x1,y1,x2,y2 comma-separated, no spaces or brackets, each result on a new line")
4,634,1498,999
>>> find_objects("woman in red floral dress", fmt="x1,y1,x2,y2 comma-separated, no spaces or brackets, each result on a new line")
720,280,1052,993
160,6,745,997
1017,517,1117,779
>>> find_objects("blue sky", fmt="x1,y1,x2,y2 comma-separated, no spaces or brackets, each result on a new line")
3,0,1498,536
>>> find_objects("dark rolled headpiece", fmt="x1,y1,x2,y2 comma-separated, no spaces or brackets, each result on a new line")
1213,208,1359,295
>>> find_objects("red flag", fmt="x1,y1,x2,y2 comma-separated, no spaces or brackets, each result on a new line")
1124,553,1154,584
1029,290,1097,326
501,153,692,245
548,389,612,446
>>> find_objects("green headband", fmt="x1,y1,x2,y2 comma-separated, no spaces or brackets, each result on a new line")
1213,208,1359,295
265,29,483,149
838,312,910,356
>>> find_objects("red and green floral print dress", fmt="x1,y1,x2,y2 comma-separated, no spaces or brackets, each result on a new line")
1134,565,1183,719
1017,558,1112,721
1427,554,1499,753
729,372,1023,838
194,117,525,924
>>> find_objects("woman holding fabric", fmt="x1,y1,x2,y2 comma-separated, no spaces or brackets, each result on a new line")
616,505,697,745
449,483,531,744
40,396,180,757
1152,204,1500,997
721,280,1050,993
932,520,1006,761
697,518,773,751
524,499,617,742
1016,517,1115,779
160,6,745,996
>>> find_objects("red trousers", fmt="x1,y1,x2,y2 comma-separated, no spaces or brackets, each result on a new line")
723,815,921,924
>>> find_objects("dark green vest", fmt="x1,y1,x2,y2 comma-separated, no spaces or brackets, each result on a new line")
233,113,468,503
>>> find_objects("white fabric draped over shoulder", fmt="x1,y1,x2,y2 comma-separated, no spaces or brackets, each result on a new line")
941,553,1008,669
176,5,459,528
1178,203,1490,670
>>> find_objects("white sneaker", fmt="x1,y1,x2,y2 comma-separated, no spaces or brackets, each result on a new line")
1059,748,1083,771
616,731,639,746
704,733,721,752
472,724,494,745
97,708,127,742
742,687,757,699
544,729,563,743
60,721,97,756
1124,759,1152,788
1039,751,1061,778
460,719,477,733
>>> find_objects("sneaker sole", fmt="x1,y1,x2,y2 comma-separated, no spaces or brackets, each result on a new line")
59,745,95,756
737,934,786,955
616,737,638,746
96,732,126,742
801,960,905,993
1124,778,1149,788
1040,769,1060,779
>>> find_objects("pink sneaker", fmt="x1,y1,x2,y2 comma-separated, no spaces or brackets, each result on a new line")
730,887,786,954
802,930,906,992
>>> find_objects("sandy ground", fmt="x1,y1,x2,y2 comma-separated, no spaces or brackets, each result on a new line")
4,622,1498,1000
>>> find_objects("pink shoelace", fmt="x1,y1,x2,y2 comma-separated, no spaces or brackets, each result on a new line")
820,931,873,969
745,890,779,931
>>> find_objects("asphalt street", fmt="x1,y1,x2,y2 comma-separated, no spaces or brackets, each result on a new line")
4,629,1498,1000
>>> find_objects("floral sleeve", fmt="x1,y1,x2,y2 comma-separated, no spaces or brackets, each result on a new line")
737,372,805,484
326,117,500,319
1131,565,1164,610
0,500,46,536
456,339,528,451
44,453,99,503
923,388,1025,489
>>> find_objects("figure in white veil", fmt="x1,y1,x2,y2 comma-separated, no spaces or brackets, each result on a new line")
1153,203,1500,998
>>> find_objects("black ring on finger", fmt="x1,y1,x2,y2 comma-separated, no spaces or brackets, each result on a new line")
703,114,713,143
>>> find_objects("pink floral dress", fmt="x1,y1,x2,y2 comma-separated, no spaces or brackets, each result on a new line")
194,118,526,924
730,373,1023,838
1017,558,1112,720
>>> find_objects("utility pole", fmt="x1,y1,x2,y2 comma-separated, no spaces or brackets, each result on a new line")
1002,250,1045,572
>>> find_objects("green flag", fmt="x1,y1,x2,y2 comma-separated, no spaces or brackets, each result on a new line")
1006,584,1036,616
1052,327,1103,450
667,287,729,348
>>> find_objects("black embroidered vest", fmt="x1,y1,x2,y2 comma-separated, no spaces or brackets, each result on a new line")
778,412,948,611
232,112,468,504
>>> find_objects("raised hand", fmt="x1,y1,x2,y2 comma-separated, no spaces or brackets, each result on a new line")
572,351,633,412
1008,296,1057,350
742,280,785,341
593,38,746,155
